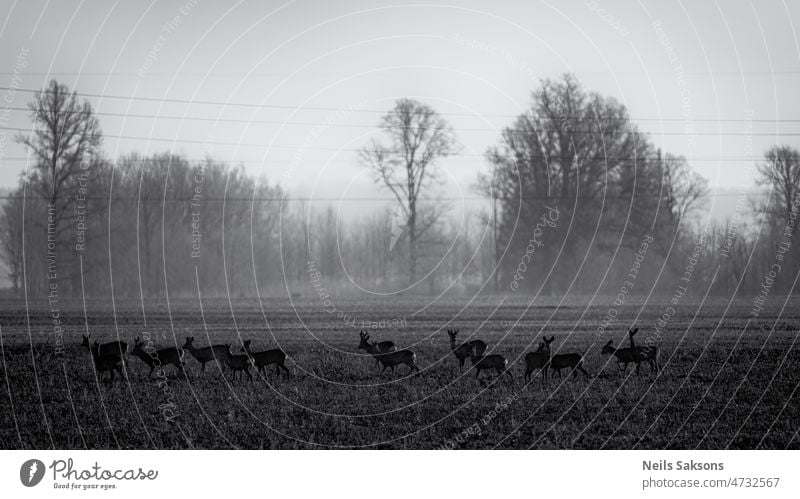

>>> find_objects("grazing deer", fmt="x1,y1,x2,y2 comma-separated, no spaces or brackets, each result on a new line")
448,329,487,371
131,337,185,377
81,334,127,358
358,331,396,369
540,336,589,380
242,339,291,378
628,328,660,373
182,336,231,373
226,352,253,381
601,339,644,375
89,341,124,383
523,341,550,385
361,332,419,375
469,343,513,382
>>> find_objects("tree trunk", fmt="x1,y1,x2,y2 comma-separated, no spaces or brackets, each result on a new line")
408,202,417,285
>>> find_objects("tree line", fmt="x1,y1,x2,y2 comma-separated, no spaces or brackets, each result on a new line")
0,76,797,299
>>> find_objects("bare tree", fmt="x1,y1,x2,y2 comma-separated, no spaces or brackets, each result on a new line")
360,99,457,284
18,79,102,213
0,188,24,292
660,152,708,227
756,145,800,218
15,80,102,292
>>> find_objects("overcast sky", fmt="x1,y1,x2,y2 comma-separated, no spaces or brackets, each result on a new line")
1,0,799,219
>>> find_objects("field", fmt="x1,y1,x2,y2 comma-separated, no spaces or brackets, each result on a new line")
1,295,799,449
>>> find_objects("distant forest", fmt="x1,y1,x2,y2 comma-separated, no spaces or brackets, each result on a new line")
1,75,798,299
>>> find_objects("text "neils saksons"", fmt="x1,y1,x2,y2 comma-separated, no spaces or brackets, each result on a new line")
643,460,724,471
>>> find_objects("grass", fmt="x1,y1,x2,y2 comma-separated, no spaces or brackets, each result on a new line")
1,296,799,449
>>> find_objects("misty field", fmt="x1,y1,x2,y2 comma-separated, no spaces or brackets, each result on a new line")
1,296,799,449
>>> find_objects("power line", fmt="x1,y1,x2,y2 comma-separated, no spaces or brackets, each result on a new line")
3,105,798,133
3,85,799,122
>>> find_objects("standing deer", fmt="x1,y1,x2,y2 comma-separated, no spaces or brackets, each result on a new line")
89,341,124,383
358,331,396,369
182,336,231,373
628,328,660,373
601,339,644,375
226,351,253,381
130,336,185,377
81,334,128,358
242,339,291,378
541,336,589,380
447,329,487,371
361,332,419,375
469,343,513,382
523,341,550,385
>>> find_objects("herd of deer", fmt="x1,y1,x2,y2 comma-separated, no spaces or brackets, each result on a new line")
80,335,290,383
79,327,660,385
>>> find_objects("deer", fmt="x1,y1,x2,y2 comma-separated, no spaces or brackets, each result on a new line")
358,331,396,369
523,340,550,385
447,329,487,371
541,336,589,380
130,336,185,377
601,339,644,375
361,332,419,375
241,339,291,378
81,334,127,358
226,351,253,381
89,341,124,383
469,343,513,382
628,327,660,373
182,336,231,373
